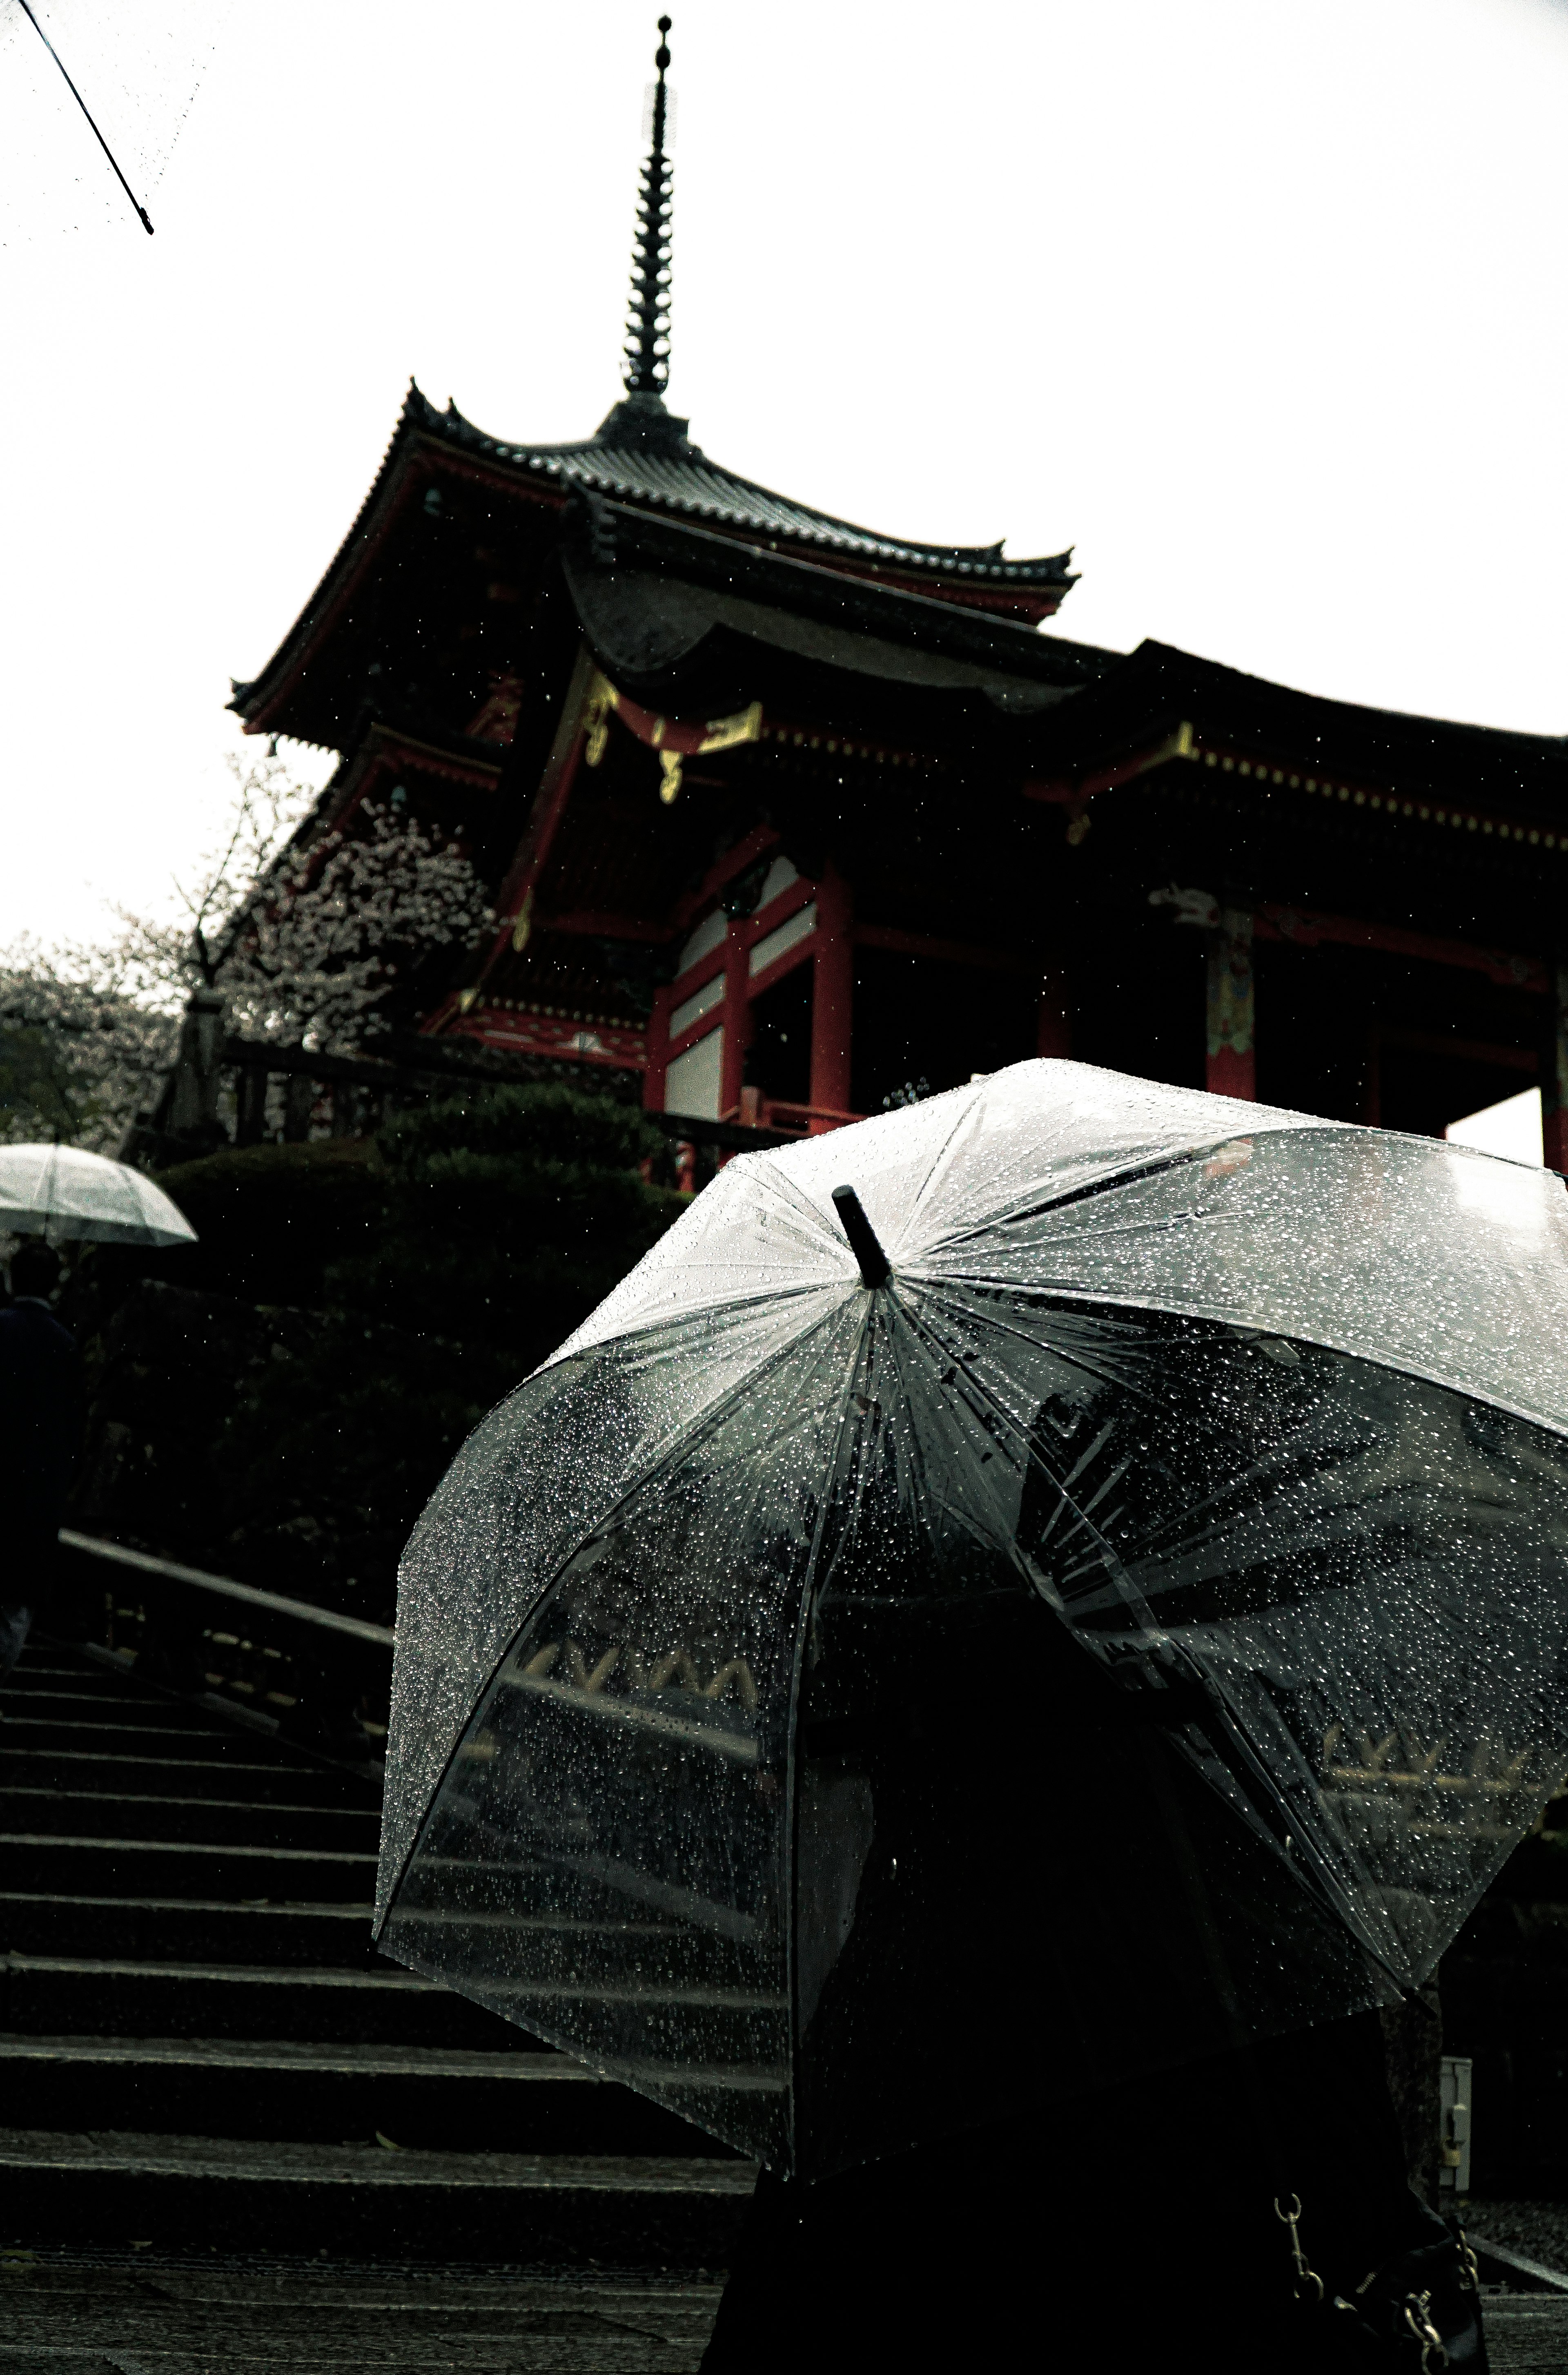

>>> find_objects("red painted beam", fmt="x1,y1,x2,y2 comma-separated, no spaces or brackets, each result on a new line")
669,881,817,1005
670,826,781,932
447,1007,646,1072
719,920,751,1122
422,648,599,1036
747,931,818,1006
1252,902,1547,993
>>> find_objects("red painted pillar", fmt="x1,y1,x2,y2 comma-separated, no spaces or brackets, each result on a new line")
1206,905,1256,1100
1545,966,1568,1172
810,864,854,1132
642,985,672,1113
718,922,751,1121
1036,967,1071,1060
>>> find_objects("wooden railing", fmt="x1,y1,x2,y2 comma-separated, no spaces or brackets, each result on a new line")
720,1087,863,1135
54,1529,394,1763
135,1030,812,1195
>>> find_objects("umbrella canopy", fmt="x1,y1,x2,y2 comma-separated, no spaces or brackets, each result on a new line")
375,1061,1568,2180
0,1142,196,1245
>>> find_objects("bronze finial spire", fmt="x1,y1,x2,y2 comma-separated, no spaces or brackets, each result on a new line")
623,17,674,397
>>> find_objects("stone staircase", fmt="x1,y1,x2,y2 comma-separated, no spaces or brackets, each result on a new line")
0,1635,755,2269
7,1641,1568,2370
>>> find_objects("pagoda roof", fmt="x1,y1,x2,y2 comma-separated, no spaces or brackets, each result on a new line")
232,383,1085,746
235,20,1080,747
431,386,1077,596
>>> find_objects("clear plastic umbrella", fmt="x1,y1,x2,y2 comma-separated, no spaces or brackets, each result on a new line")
0,1142,196,1244
374,1060,1568,2180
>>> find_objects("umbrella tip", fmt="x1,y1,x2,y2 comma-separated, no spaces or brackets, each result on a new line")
831,1185,890,1289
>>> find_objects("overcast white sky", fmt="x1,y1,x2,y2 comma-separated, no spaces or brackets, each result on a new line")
0,0,1565,950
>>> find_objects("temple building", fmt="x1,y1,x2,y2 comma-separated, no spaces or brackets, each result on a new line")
232,22,1568,1160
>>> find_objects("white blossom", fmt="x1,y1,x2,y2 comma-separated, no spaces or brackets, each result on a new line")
2,756,494,1149
0,937,177,1153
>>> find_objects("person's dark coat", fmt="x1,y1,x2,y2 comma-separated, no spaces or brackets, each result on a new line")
700,2011,1449,2375
0,1297,82,1596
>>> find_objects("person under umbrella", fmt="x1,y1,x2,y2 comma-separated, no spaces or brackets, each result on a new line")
375,1060,1562,2367
0,1239,81,1674
0,1145,194,1670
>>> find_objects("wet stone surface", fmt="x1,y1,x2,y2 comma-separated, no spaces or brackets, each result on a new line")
3,2248,1568,2373
1483,2293,1568,2373
1468,2197,1568,2271
0,2250,726,2373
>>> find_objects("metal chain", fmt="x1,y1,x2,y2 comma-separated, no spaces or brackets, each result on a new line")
1401,2289,1449,2372
1274,2194,1326,2305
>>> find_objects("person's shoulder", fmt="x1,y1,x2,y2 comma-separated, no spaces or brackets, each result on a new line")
0,1300,75,1351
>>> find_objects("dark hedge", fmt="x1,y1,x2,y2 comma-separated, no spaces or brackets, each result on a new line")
65,1085,683,1621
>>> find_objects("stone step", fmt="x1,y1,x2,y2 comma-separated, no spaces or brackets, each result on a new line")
0,1785,381,1851
1,1670,166,1703
0,1951,782,2062
9,1660,140,1679
0,1746,374,1806
0,1643,757,2276
0,2127,756,2262
0,1891,725,1980
0,1710,263,1751
0,2255,728,2372
384,1907,761,1993
0,1953,528,2050
0,2034,735,2156
0,1890,383,1969
0,1832,379,1905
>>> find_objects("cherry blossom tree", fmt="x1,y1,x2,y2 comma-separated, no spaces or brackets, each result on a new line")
0,937,174,1152
125,755,493,1053
2,756,493,1151
218,801,492,1052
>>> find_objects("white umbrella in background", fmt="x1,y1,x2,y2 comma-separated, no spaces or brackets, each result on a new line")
0,1143,196,1245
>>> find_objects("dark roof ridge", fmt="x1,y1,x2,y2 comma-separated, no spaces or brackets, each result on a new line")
1133,639,1568,753
418,384,1074,589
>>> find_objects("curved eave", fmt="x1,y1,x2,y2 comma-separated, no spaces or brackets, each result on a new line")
233,382,1081,744
1032,640,1568,819
231,384,562,744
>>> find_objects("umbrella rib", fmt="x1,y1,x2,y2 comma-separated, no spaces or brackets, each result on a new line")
910,1273,1568,1447
891,1288,1410,1985
13,0,155,232
542,1279,849,1374
376,1296,868,1938
897,1076,991,1235
911,1144,1220,1263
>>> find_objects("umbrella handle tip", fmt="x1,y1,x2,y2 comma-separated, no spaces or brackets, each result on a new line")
831,1184,890,1289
